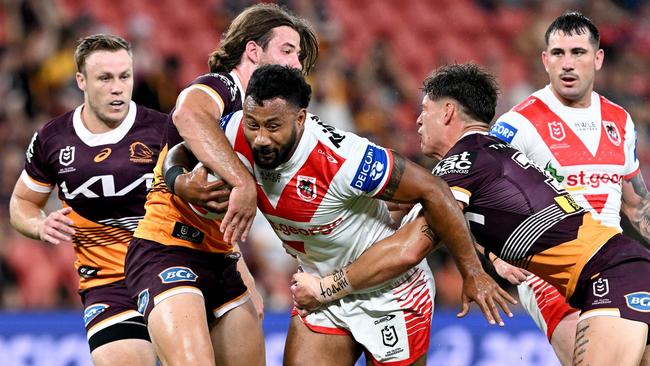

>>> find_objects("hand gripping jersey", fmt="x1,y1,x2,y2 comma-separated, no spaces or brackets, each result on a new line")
434,132,619,298
222,112,396,278
22,102,167,290
490,86,639,230
134,72,245,253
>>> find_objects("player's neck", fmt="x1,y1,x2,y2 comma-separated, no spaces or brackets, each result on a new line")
232,64,255,93
80,105,123,134
550,87,593,109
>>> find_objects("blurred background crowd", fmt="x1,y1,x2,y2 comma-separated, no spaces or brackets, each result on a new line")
0,0,648,312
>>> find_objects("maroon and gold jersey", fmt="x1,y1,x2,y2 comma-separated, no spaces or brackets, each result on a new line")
22,102,167,290
434,132,620,298
134,72,244,253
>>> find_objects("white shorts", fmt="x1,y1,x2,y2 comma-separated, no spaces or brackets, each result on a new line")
517,274,579,341
297,261,435,365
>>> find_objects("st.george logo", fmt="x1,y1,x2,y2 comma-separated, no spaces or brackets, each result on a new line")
297,175,317,201
59,146,76,166
83,303,109,326
158,266,198,284
603,121,621,146
625,292,650,312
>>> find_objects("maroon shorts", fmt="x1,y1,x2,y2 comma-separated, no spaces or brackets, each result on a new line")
125,238,249,322
570,234,650,343
79,279,150,351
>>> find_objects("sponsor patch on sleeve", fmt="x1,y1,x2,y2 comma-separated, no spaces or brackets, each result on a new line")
489,121,518,144
350,145,388,193
432,151,476,176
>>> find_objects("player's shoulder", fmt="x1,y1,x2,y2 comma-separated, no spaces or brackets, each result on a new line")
189,72,238,95
598,93,629,115
36,108,76,143
433,134,502,177
304,113,369,151
135,104,168,125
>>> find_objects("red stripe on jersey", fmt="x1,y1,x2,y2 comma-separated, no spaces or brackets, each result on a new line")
583,193,609,214
516,96,627,166
372,149,394,198
233,122,254,166
283,240,305,253
256,142,345,222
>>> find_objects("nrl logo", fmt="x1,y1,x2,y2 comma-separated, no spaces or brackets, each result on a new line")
603,121,621,146
59,146,76,166
548,121,566,142
296,175,317,201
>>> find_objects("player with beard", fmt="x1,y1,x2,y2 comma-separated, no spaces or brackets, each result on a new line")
489,11,650,365
292,63,650,366
164,65,515,365
125,4,318,365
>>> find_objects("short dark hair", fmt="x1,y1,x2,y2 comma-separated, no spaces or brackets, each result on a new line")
422,63,499,125
246,65,311,109
208,3,318,75
544,11,600,48
75,34,131,74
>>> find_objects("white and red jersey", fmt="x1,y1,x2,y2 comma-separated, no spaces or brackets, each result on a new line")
490,86,639,230
222,111,396,278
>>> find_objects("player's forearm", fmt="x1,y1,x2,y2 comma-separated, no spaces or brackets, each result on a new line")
9,195,45,240
172,102,253,189
345,218,437,290
621,174,650,246
421,178,483,277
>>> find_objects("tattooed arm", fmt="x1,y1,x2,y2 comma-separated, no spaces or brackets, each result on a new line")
292,152,516,324
291,217,437,313
621,173,650,248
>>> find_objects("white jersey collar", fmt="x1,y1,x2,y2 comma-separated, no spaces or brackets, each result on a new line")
230,71,245,102
73,101,137,147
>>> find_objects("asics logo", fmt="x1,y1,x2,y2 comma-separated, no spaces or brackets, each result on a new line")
94,148,112,163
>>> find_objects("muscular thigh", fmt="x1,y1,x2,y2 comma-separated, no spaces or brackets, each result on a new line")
284,315,361,366
210,300,264,366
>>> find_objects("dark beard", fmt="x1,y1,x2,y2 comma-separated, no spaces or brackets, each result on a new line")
252,128,297,169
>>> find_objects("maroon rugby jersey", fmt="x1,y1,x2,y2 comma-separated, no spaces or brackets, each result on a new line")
135,71,245,252
22,102,167,290
434,132,620,297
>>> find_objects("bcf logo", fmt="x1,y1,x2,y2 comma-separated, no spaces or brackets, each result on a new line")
625,292,650,312
158,266,198,284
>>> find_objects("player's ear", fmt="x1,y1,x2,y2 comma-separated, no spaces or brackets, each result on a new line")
296,108,307,128
76,72,86,91
443,101,454,125
244,40,260,65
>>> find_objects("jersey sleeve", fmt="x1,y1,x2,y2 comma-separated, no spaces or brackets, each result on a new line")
432,148,497,206
489,111,536,156
337,134,393,199
623,112,640,179
179,74,239,116
21,131,54,193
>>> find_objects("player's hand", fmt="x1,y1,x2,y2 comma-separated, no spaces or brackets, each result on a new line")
290,272,323,315
39,207,75,245
175,167,231,213
457,271,517,326
220,178,257,244
493,258,531,285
